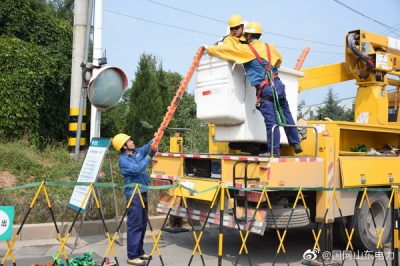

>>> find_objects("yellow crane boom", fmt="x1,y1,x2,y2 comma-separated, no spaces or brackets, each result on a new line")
299,29,400,124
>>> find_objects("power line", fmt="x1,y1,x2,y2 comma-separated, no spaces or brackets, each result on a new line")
301,88,399,109
314,54,343,66
301,96,354,109
279,45,341,54
333,0,400,37
105,9,342,55
144,0,225,24
381,22,400,35
143,0,343,48
104,9,219,38
263,31,342,48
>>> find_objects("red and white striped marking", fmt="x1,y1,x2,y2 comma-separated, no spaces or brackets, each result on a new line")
155,152,211,159
327,162,335,187
151,173,180,181
152,179,170,187
221,182,266,189
156,202,266,234
220,156,261,162
270,157,323,163
156,152,323,163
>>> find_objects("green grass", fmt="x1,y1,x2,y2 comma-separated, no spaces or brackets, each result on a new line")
0,141,160,224
0,140,81,182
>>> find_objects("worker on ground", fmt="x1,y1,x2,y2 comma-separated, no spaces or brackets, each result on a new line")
203,22,302,156
112,133,157,266
217,14,246,46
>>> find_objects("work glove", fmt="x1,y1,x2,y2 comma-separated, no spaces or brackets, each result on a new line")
201,44,208,54
147,148,157,158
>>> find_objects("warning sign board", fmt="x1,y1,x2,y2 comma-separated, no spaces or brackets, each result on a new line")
0,206,14,240
68,138,111,212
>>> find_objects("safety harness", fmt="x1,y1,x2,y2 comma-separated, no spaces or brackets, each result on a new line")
247,43,287,126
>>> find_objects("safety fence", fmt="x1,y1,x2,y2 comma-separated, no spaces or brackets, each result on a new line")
1,181,400,266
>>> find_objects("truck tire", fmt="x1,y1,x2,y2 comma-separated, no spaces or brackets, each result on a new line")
265,205,310,229
353,191,391,251
333,217,349,249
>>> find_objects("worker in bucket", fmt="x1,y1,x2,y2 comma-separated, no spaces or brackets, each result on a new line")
203,22,302,156
112,133,156,266
216,14,246,46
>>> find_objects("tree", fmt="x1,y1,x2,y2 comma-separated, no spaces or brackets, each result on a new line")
311,88,353,121
124,54,163,145
297,100,311,120
156,62,170,109
100,101,128,138
48,0,74,24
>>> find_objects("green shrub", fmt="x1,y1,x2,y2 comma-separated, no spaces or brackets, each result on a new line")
0,0,72,144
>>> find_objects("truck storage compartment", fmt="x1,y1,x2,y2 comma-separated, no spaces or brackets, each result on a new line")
340,156,400,187
339,127,400,155
185,158,211,178
195,58,303,143
184,158,222,179
337,123,400,187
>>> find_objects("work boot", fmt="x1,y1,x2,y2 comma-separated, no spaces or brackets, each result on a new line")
258,152,280,157
127,258,146,266
139,254,152,260
293,144,303,154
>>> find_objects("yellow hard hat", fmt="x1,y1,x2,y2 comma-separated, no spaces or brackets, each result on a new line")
112,133,130,151
228,14,244,28
244,21,263,34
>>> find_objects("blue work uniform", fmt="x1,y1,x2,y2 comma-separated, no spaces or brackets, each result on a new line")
207,40,300,154
118,140,152,260
244,59,300,154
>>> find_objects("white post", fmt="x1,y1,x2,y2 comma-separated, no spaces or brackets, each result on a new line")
90,0,103,139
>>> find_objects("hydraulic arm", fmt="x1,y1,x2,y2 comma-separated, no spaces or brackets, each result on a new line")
299,29,400,125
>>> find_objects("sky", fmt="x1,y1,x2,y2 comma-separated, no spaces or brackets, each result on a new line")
102,0,400,108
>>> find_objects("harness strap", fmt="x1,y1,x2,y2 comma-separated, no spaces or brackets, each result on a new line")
256,79,270,89
266,43,271,66
247,43,272,71
248,43,273,107
247,42,287,126
255,79,270,106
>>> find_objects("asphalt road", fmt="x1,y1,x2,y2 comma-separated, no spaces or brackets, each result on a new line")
142,225,391,265
1,226,393,265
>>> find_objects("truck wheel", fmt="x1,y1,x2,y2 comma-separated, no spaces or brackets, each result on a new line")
333,217,349,248
353,191,391,251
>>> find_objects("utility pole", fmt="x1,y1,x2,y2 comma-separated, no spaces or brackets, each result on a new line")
71,0,128,151
69,0,91,152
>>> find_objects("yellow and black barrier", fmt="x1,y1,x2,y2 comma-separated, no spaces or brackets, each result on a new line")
0,181,176,266
1,182,400,266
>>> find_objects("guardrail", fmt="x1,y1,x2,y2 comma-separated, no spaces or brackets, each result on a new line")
1,181,399,265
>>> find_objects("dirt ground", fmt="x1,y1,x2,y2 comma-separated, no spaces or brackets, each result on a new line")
0,171,16,188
